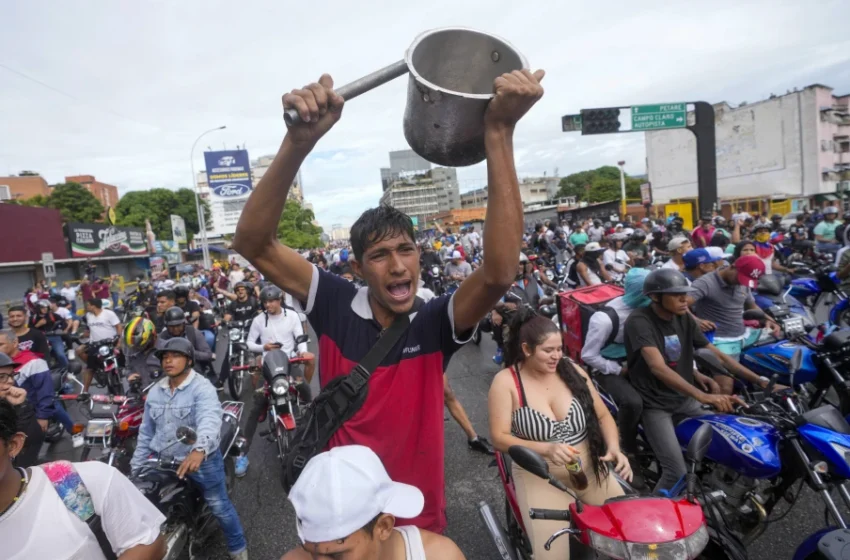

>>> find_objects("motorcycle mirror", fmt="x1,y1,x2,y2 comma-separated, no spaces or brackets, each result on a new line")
789,348,803,377
176,426,197,445
694,348,732,378
509,445,550,480
686,423,713,465
743,309,767,322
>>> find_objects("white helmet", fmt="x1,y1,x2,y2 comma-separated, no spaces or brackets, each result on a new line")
519,252,529,263
101,298,113,310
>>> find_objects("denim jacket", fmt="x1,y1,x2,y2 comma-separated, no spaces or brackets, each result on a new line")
131,370,221,472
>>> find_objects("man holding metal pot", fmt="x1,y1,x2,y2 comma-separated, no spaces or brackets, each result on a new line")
234,68,545,534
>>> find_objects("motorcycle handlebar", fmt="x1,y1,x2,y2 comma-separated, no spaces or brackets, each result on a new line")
529,508,571,521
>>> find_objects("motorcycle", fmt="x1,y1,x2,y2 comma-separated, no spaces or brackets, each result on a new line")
425,264,443,295
667,348,850,553
61,376,151,473
132,404,245,560
224,319,253,400
789,266,850,326
479,428,727,559
45,364,84,443
257,338,311,470
86,336,125,396
752,274,816,330
739,308,850,414
214,292,229,317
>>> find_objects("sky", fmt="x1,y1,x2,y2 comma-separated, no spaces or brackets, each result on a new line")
3,1,849,229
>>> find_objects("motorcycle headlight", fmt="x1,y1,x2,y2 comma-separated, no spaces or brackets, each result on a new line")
85,419,114,438
588,523,708,560
272,377,290,396
229,330,242,341
432,266,440,275
546,269,555,280
98,346,111,357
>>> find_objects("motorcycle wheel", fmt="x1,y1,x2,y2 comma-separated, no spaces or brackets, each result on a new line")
228,368,243,400
837,307,850,329
473,329,482,345
108,374,124,397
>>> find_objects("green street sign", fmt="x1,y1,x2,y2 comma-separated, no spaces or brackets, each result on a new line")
631,103,687,131
561,114,583,132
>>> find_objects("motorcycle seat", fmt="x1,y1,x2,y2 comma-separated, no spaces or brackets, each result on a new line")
51,370,64,393
802,405,850,435
824,330,850,352
756,274,783,296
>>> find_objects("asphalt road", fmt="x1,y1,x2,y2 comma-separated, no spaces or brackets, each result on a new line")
45,329,848,559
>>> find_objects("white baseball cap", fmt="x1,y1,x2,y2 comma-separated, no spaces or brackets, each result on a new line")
451,250,462,259
706,246,727,260
288,445,424,543
585,242,603,252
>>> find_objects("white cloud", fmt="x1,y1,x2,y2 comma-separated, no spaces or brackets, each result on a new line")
2,0,848,229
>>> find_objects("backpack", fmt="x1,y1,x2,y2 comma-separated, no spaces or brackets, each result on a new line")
557,284,624,363
41,460,117,560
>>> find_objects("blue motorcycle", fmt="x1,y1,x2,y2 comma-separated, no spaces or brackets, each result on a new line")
753,273,816,329
739,307,850,414
789,267,850,327
674,349,850,556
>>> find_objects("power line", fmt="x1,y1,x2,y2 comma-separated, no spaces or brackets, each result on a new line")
0,62,159,129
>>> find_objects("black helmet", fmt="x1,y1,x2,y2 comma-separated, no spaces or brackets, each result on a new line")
164,306,187,326
235,281,253,293
642,269,695,295
843,212,850,221
260,285,283,303
154,337,194,366
593,219,602,227
630,230,647,240
771,214,782,221
139,281,151,290
0,352,21,369
173,285,189,299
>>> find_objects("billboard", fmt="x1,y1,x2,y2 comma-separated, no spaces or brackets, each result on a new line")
171,214,187,243
203,149,252,198
640,182,653,205
67,223,148,258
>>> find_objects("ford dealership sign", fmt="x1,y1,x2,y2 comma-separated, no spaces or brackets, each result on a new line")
203,149,252,198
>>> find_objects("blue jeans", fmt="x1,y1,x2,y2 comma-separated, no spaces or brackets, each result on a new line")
46,334,69,369
201,330,215,350
818,242,842,254
53,404,75,433
112,292,120,308
189,450,246,554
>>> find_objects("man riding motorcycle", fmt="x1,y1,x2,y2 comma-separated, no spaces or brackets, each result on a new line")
174,285,201,329
123,317,160,387
130,337,247,560
156,306,214,382
29,299,69,369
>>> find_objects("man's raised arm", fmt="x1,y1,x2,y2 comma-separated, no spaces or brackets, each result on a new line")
233,74,344,302
452,69,545,333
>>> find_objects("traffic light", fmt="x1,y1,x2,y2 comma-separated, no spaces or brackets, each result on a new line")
580,108,621,135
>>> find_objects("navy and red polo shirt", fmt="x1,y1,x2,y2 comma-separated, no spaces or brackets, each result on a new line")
301,266,472,533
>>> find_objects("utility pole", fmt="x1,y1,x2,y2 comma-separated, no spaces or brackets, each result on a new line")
617,160,627,220
190,126,226,269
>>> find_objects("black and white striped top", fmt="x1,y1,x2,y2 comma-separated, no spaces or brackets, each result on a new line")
509,365,588,446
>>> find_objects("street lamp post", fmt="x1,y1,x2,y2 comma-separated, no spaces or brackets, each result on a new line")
617,160,627,221
190,126,226,270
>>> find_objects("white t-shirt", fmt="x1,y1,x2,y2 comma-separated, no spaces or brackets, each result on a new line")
60,287,78,302
661,258,682,271
246,309,308,358
1,462,165,560
229,270,245,285
468,231,481,248
85,309,121,342
603,249,630,281
55,307,73,322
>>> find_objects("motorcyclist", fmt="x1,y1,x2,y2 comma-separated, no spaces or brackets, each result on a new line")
587,219,605,243
174,285,200,329
123,317,160,387
222,282,260,321
691,213,715,248
133,280,157,316
420,242,443,282
77,298,122,394
28,299,69,369
131,337,248,560
661,237,692,271
151,289,176,332
576,242,611,286
623,229,650,267
236,286,315,477
443,251,472,283
0,355,45,468
156,306,214,382
602,233,631,282
624,269,782,492
770,213,783,232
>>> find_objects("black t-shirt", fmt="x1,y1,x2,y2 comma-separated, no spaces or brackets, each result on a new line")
29,312,65,333
179,300,201,323
17,328,51,358
227,298,259,322
624,306,709,410
790,224,808,243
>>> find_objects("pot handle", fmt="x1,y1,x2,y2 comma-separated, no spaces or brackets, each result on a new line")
284,60,408,126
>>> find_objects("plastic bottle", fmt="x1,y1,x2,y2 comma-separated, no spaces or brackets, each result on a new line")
566,452,588,491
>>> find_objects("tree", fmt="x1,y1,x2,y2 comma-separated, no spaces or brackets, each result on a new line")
557,166,644,204
277,200,323,249
46,182,105,223
114,188,210,241
19,170,40,176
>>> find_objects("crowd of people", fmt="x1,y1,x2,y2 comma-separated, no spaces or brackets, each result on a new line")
1,66,847,560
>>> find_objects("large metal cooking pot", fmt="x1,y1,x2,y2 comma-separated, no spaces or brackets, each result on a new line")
282,27,529,168
402,27,528,167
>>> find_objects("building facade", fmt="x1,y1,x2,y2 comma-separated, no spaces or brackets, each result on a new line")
65,175,120,209
0,175,51,202
459,176,561,208
330,224,351,242
380,149,432,191
645,84,850,205
379,168,460,226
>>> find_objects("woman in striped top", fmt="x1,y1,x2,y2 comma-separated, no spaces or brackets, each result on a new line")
488,309,631,559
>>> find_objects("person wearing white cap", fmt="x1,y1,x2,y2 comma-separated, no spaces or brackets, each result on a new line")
661,237,692,271
284,445,465,560
443,251,472,282
576,242,611,286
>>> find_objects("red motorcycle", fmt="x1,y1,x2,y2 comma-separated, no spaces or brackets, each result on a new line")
61,377,148,473
257,342,311,465
479,424,738,559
